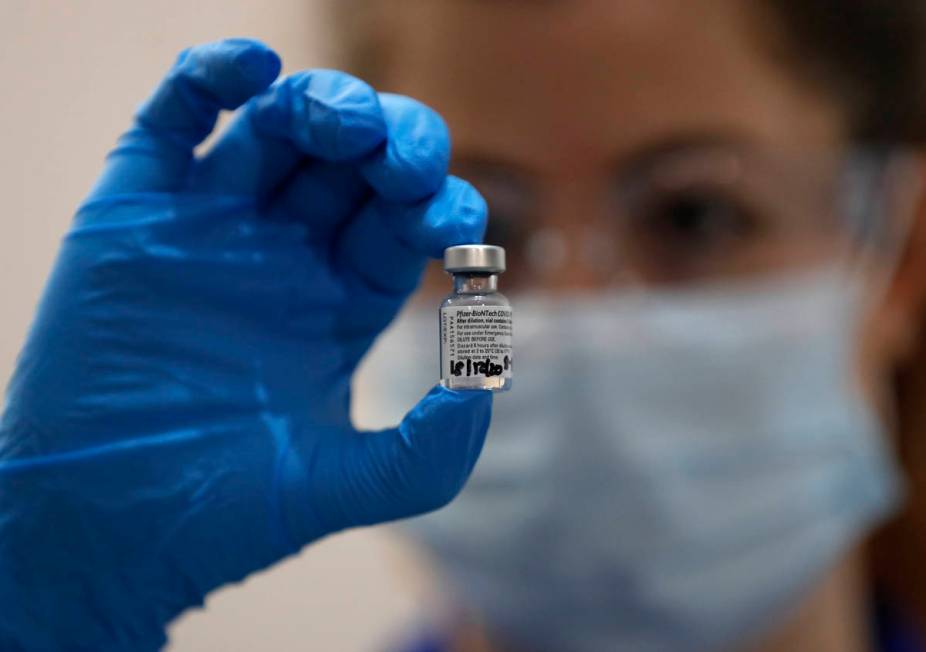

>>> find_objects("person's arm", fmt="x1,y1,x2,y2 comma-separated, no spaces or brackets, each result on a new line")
0,38,492,651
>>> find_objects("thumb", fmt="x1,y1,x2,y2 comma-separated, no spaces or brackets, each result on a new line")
286,386,492,543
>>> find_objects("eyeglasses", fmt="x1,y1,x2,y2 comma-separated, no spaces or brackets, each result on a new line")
468,145,922,292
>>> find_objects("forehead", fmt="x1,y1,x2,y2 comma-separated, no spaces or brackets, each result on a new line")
381,0,843,171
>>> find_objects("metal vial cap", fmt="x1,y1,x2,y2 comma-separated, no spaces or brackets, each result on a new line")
444,244,506,274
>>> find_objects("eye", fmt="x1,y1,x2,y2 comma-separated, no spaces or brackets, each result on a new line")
464,175,534,252
615,185,773,285
629,188,761,249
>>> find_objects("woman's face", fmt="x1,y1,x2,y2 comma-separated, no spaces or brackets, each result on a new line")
361,5,926,647
380,0,923,397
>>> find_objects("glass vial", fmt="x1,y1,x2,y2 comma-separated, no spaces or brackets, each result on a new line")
440,245,513,392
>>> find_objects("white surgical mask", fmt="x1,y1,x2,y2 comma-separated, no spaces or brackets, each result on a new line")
353,270,903,652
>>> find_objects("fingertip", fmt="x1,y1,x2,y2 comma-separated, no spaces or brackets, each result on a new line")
435,176,489,252
228,39,282,87
360,94,451,203
385,384,492,513
180,39,282,108
413,384,494,429
337,177,486,294
387,176,488,258
311,70,387,159
250,69,387,160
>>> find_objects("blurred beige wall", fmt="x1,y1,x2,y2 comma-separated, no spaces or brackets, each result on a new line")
0,2,427,650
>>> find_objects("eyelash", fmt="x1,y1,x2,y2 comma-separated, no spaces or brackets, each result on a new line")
643,186,756,227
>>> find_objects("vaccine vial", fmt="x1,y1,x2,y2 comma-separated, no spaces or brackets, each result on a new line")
440,245,513,392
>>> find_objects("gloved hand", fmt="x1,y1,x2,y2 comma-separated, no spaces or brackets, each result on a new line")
0,39,492,651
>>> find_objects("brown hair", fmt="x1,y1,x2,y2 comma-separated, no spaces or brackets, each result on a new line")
326,0,926,631
764,0,926,633
764,0,926,143
327,0,926,145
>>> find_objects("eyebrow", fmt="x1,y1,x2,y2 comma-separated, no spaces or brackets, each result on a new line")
451,130,759,185
614,131,758,180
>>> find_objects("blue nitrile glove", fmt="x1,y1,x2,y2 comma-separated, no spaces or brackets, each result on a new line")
0,39,492,651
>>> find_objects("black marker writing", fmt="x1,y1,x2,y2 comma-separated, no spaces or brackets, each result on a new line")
450,358,507,378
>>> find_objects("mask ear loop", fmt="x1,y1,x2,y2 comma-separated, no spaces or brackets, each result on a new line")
840,148,924,316
831,149,925,423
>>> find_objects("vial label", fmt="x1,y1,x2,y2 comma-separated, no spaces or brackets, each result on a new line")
440,306,513,389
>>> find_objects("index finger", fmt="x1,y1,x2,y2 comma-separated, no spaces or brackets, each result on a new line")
359,94,451,203
261,92,453,242
89,39,281,198
191,70,387,197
